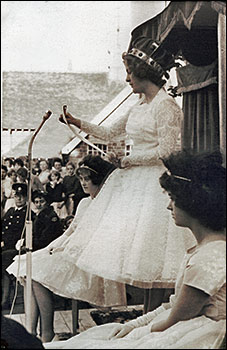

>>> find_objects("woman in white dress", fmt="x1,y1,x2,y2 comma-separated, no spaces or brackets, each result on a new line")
57,36,195,290
7,155,127,342
44,150,226,349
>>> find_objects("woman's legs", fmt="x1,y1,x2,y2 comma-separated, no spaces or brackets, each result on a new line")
23,280,40,337
1,272,12,308
32,280,55,342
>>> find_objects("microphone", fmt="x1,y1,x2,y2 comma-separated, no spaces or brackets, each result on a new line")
43,110,52,121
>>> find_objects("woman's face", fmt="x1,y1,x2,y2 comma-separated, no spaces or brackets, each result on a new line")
167,196,192,228
78,172,98,198
39,161,48,171
66,165,75,176
50,173,58,181
54,162,62,171
10,172,17,182
34,196,47,211
124,61,145,94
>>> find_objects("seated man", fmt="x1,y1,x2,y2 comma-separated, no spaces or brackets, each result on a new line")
1,183,29,309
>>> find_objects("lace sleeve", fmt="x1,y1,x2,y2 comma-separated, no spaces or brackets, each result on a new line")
80,110,131,142
121,99,182,168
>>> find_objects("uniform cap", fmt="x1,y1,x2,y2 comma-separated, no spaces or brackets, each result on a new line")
12,183,27,197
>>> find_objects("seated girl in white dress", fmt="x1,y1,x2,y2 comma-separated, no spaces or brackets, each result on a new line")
44,150,226,349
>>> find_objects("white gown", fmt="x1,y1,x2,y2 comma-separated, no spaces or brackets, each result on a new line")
44,241,226,349
61,88,195,288
7,88,196,299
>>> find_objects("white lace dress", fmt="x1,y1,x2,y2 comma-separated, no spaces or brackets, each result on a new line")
44,241,226,349
7,88,195,302
61,88,195,288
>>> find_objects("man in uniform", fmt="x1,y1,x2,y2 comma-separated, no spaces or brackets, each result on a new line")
1,183,29,309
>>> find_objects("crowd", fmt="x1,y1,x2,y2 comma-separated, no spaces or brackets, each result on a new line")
1,156,88,218
1,33,226,350
1,155,88,311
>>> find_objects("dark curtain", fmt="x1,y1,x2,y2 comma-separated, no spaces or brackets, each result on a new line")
181,84,219,153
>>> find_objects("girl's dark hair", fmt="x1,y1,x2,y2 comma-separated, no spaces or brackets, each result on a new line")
159,150,226,231
76,155,116,186
1,165,8,172
14,158,24,167
52,157,63,166
48,170,61,181
4,158,14,166
17,167,28,179
66,161,76,170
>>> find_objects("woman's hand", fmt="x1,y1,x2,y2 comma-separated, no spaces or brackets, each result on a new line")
120,157,132,169
57,201,65,209
47,234,68,253
59,112,78,125
108,323,134,339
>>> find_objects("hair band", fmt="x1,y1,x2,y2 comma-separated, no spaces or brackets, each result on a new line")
166,170,191,182
77,164,98,175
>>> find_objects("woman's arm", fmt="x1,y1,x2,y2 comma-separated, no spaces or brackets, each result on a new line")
59,110,130,142
150,284,210,332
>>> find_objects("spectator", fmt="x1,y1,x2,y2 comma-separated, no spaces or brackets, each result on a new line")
51,157,67,178
62,161,87,215
45,170,67,218
32,159,41,176
17,166,44,192
1,183,30,310
13,158,24,172
4,157,14,171
31,190,64,251
4,169,18,212
38,159,50,186
1,165,11,216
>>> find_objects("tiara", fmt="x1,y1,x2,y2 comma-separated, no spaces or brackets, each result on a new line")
166,170,191,182
127,48,165,76
78,164,98,175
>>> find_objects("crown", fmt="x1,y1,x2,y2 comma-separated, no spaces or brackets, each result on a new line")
127,48,165,76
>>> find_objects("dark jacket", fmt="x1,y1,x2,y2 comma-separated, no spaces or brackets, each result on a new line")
1,205,29,251
45,182,65,203
32,205,63,251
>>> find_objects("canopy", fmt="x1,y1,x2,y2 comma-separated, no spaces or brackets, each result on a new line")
129,1,225,66
129,1,226,159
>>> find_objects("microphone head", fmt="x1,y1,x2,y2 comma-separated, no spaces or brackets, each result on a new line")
43,110,52,121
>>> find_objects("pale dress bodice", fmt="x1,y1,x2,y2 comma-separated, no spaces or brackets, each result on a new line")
170,240,226,321
81,88,183,166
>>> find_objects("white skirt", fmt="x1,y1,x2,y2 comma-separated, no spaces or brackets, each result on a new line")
62,166,195,288
44,310,226,349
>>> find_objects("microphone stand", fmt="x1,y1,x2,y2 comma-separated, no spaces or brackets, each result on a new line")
25,110,52,332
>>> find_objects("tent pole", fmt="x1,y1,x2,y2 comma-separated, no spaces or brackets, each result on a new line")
217,12,226,167
25,110,52,333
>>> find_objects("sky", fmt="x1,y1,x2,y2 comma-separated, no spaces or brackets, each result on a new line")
1,1,132,73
